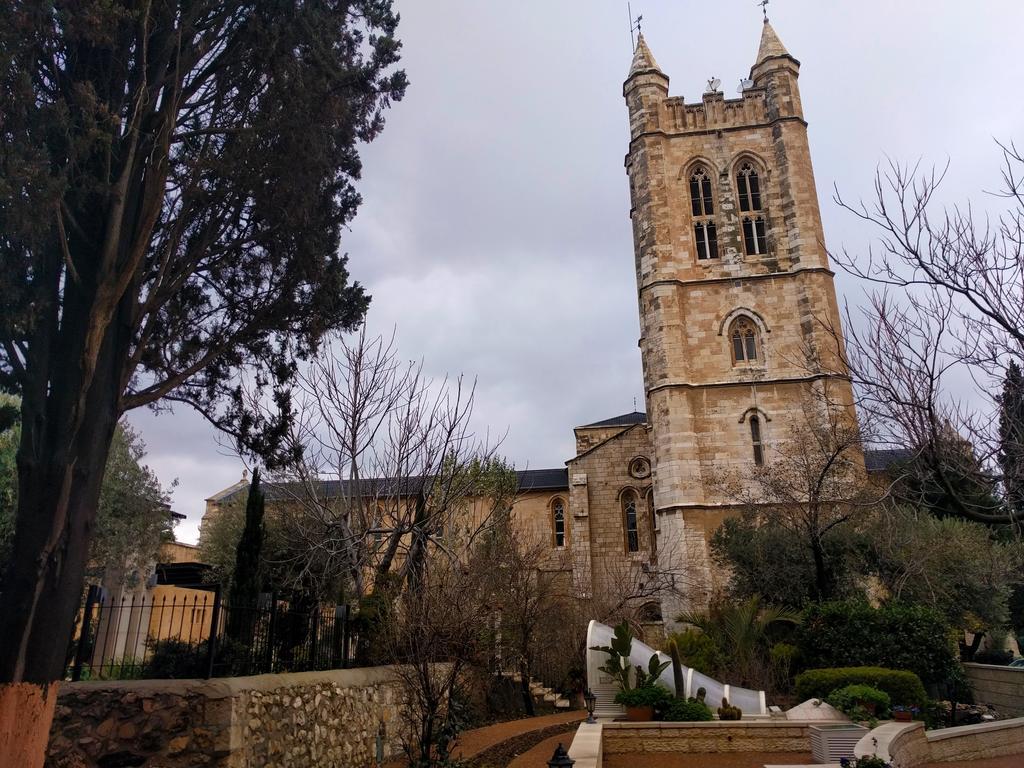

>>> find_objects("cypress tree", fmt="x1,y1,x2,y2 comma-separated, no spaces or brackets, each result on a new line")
228,469,266,643
999,360,1024,518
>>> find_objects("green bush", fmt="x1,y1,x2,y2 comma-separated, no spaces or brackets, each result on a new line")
615,685,672,709
826,684,891,720
794,667,926,706
797,601,960,689
664,629,724,676
662,698,714,722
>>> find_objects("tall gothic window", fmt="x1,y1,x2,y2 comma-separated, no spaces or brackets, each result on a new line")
690,167,719,260
729,316,760,364
736,162,762,211
737,162,768,256
750,415,765,466
622,492,640,552
552,498,566,548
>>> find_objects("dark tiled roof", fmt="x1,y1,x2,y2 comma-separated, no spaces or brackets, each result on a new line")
579,411,648,429
215,469,567,504
516,468,569,491
864,448,914,472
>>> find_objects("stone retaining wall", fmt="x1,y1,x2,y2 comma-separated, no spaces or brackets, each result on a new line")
855,717,1024,768
47,666,415,767
601,721,814,754
964,662,1024,716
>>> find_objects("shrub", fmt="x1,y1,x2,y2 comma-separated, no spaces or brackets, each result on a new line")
794,667,926,706
664,628,724,676
615,685,672,709
662,698,714,722
826,684,891,720
797,601,960,688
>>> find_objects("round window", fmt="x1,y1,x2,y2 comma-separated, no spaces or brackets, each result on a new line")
629,457,651,479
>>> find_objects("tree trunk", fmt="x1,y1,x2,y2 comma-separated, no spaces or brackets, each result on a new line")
519,659,536,716
810,536,830,601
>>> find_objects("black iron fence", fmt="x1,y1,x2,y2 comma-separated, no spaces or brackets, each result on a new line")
68,585,353,681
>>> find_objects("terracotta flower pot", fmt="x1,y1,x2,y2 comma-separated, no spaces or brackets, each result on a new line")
894,710,912,722
626,705,655,722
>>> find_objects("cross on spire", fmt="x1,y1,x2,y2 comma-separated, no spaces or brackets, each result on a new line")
759,0,770,22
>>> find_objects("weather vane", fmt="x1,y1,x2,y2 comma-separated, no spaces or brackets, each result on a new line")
628,2,643,50
759,0,770,22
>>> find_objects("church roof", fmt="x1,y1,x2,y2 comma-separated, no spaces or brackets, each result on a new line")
755,19,791,65
579,411,648,429
209,468,568,504
863,448,914,472
627,33,663,79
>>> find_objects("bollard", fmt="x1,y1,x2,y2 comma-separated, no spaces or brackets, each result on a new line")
547,742,574,767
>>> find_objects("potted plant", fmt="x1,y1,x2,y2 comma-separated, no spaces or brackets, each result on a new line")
892,705,920,722
591,621,671,721
615,685,672,721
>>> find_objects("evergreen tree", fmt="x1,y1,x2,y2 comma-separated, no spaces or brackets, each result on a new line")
227,469,266,643
999,360,1024,517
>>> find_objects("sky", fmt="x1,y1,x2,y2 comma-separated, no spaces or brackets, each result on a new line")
129,0,1024,543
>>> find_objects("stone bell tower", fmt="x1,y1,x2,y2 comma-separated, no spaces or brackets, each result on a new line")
623,21,858,617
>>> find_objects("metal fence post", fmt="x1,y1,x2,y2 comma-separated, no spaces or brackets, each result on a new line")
71,585,100,682
340,604,351,668
264,593,278,674
205,586,222,679
308,606,320,670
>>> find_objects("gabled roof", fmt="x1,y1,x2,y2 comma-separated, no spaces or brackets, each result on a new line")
579,411,648,429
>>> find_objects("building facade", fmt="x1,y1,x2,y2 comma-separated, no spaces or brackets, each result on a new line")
203,20,868,631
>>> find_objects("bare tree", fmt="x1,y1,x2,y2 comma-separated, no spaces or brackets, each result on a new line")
240,327,515,608
714,385,878,600
831,143,1024,525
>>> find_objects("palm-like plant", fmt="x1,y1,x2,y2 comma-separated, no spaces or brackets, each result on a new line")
676,596,800,689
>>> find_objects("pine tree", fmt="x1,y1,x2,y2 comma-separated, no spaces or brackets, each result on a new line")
999,360,1024,517
227,469,266,643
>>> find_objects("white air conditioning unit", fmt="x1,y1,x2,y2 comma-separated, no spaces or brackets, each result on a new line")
809,724,869,763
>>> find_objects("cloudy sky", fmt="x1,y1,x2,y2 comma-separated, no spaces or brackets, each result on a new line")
129,0,1024,543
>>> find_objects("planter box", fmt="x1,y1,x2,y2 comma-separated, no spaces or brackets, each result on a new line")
810,724,869,762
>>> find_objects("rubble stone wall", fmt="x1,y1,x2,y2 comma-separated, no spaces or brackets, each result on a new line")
47,666,416,768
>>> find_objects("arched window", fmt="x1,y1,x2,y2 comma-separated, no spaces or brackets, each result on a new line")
736,162,762,212
749,415,765,466
622,492,640,552
552,498,566,548
729,316,760,364
689,166,718,260
737,162,768,256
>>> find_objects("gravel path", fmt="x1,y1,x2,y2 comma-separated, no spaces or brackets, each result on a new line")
506,733,576,768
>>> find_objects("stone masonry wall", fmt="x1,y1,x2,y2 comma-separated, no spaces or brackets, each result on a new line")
964,663,1024,717
47,666,417,768
601,721,813,754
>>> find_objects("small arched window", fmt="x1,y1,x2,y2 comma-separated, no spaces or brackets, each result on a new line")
729,317,760,364
552,498,566,548
750,415,765,466
622,492,640,552
689,166,718,261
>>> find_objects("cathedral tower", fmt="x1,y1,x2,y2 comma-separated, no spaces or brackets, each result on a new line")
624,21,857,615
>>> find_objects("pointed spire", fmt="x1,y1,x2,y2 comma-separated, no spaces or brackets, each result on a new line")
755,19,790,64
628,33,663,79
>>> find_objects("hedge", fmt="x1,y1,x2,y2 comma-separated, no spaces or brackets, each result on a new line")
797,601,960,688
794,666,927,706
662,698,714,722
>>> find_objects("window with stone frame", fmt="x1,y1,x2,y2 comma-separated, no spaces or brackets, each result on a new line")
729,316,761,364
737,162,768,256
689,166,719,260
749,415,765,466
552,497,566,548
622,491,640,552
